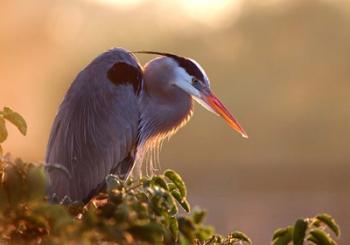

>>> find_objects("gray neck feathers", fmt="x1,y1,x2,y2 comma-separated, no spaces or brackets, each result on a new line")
138,57,193,146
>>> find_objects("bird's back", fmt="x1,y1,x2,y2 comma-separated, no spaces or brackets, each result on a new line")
45,48,142,202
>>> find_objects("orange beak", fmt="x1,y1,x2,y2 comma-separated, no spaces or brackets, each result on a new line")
203,91,248,139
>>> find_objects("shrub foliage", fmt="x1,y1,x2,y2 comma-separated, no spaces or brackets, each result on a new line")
0,107,341,245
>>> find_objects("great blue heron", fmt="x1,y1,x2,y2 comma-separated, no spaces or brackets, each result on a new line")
45,48,247,203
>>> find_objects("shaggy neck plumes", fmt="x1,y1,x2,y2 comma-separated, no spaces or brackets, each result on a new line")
134,57,194,175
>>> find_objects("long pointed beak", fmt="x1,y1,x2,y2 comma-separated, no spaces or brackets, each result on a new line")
202,91,248,139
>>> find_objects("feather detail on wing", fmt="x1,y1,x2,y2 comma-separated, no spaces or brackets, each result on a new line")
45,48,142,202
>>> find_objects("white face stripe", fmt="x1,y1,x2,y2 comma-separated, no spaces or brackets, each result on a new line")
173,66,201,98
173,64,218,115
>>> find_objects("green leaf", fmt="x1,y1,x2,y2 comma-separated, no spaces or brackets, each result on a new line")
22,214,49,231
152,175,168,190
114,204,129,223
167,183,177,191
178,217,196,243
33,204,73,235
272,227,290,240
169,201,179,216
293,219,308,245
308,235,319,244
128,223,164,243
163,191,178,216
195,226,214,242
308,229,336,245
181,200,190,213
0,117,8,143
171,190,190,212
3,107,27,136
272,226,293,245
207,235,221,244
150,198,165,216
169,216,179,242
316,213,341,237
179,234,193,245
192,208,206,224
27,165,47,201
3,164,23,205
231,231,252,244
164,169,187,198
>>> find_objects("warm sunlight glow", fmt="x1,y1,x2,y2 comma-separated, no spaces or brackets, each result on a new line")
84,0,243,25
85,0,143,7
179,0,242,24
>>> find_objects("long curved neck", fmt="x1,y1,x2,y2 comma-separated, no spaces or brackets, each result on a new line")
138,59,193,146
138,84,193,145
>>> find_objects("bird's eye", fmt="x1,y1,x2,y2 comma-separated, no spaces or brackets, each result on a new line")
191,78,202,89
192,78,200,85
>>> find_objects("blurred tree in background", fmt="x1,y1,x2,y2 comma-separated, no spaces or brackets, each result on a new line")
1,0,349,244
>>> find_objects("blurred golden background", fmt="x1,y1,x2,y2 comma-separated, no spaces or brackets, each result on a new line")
1,0,349,243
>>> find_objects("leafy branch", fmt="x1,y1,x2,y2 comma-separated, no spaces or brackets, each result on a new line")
0,107,27,156
0,157,251,244
272,213,340,245
0,107,342,245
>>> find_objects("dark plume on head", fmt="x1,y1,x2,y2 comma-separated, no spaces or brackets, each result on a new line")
132,51,206,82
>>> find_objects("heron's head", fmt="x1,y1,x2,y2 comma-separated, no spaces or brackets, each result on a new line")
134,51,248,139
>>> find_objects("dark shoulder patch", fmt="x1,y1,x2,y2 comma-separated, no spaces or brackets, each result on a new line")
107,62,143,94
172,56,205,82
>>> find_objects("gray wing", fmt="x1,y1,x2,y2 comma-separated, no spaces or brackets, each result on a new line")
45,48,142,202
